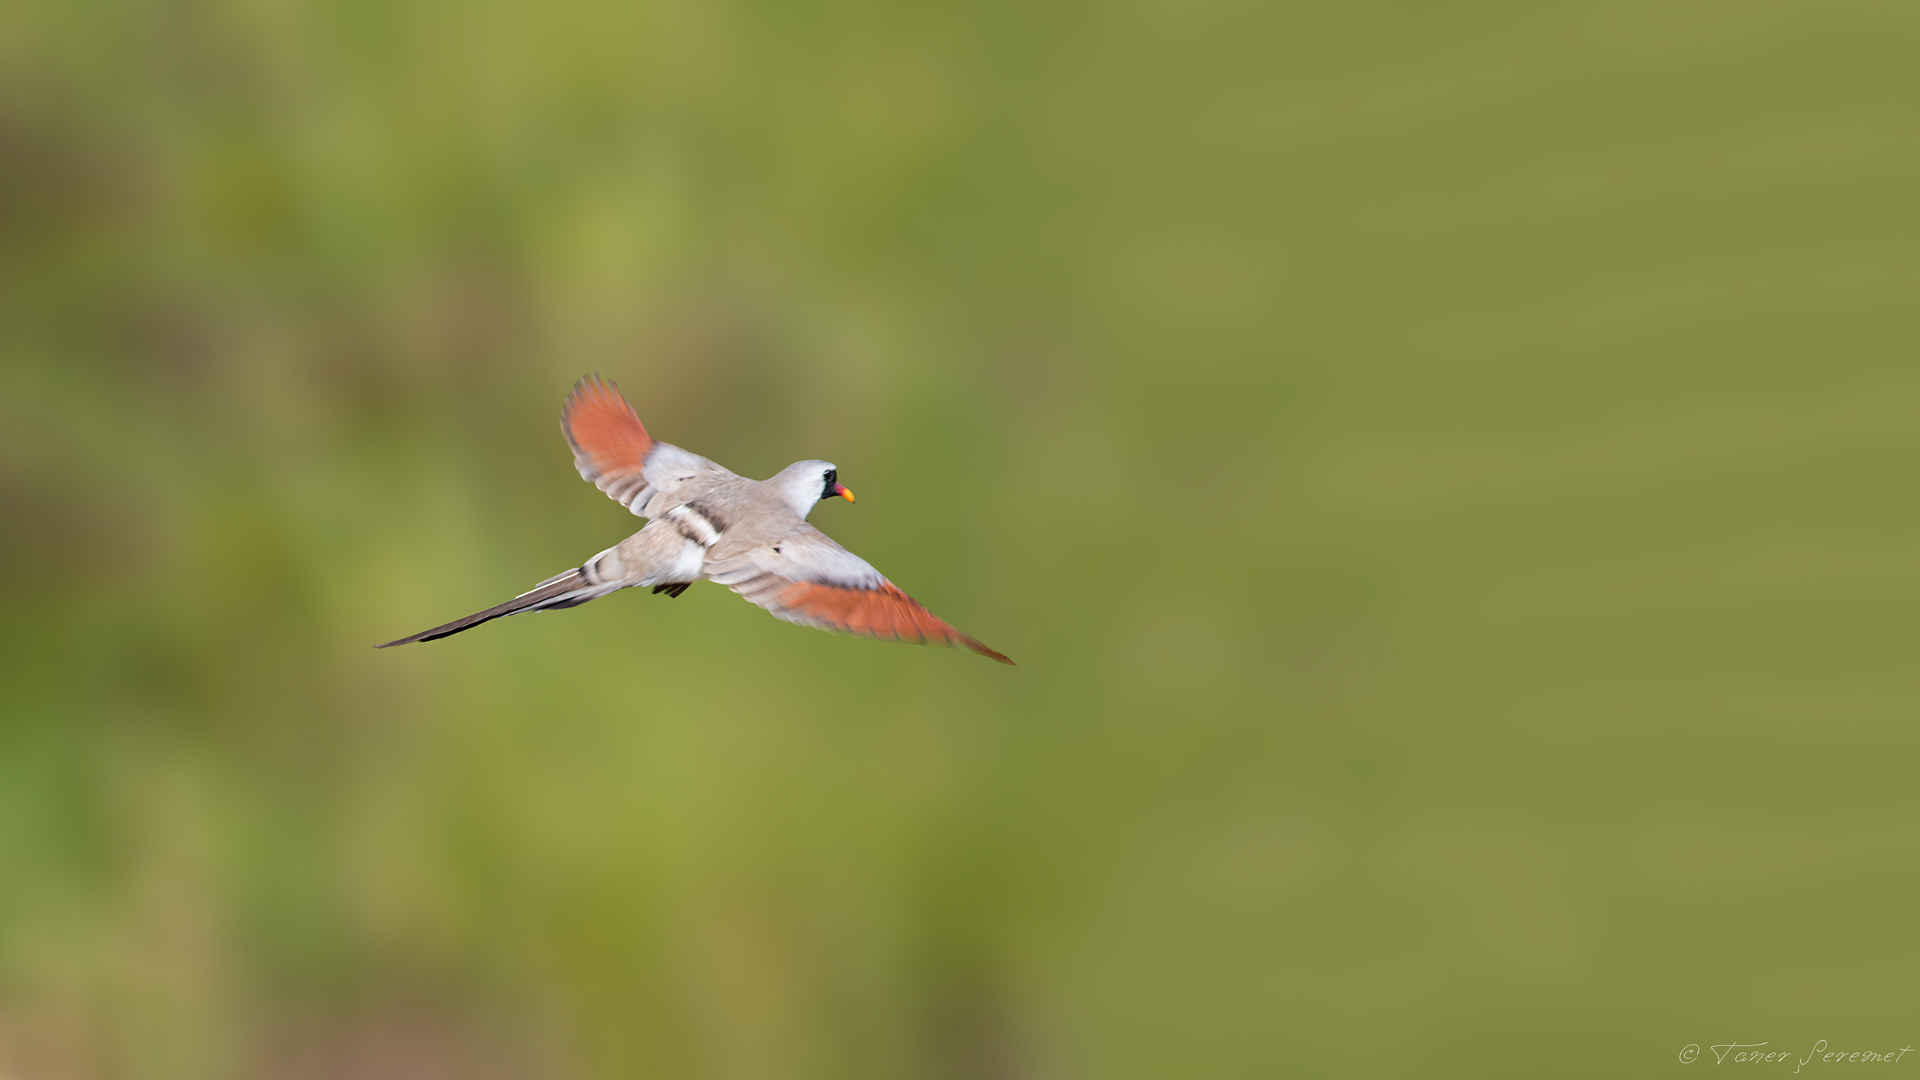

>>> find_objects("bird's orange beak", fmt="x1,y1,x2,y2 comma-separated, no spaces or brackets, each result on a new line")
833,483,855,502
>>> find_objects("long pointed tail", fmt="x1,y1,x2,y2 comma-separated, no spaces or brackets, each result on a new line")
375,569,601,647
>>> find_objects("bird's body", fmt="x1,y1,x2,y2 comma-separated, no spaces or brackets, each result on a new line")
377,376,1012,663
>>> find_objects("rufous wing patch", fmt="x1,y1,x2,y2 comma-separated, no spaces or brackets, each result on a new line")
775,581,1015,664
562,375,653,485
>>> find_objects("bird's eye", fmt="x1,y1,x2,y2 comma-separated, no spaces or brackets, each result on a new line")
824,469,835,483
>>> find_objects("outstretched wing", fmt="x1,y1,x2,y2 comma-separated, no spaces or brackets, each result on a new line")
561,375,733,515
704,525,1013,664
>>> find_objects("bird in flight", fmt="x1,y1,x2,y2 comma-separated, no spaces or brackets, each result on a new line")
377,376,1012,663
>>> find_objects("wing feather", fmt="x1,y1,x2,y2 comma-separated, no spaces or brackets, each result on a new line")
560,375,734,515
709,526,1013,664
561,375,654,509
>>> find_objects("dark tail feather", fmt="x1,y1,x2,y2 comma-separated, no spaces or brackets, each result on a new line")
375,570,592,647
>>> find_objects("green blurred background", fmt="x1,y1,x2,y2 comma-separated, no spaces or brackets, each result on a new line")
3,0,1918,1076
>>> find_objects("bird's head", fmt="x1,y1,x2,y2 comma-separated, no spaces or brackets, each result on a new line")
772,459,855,518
